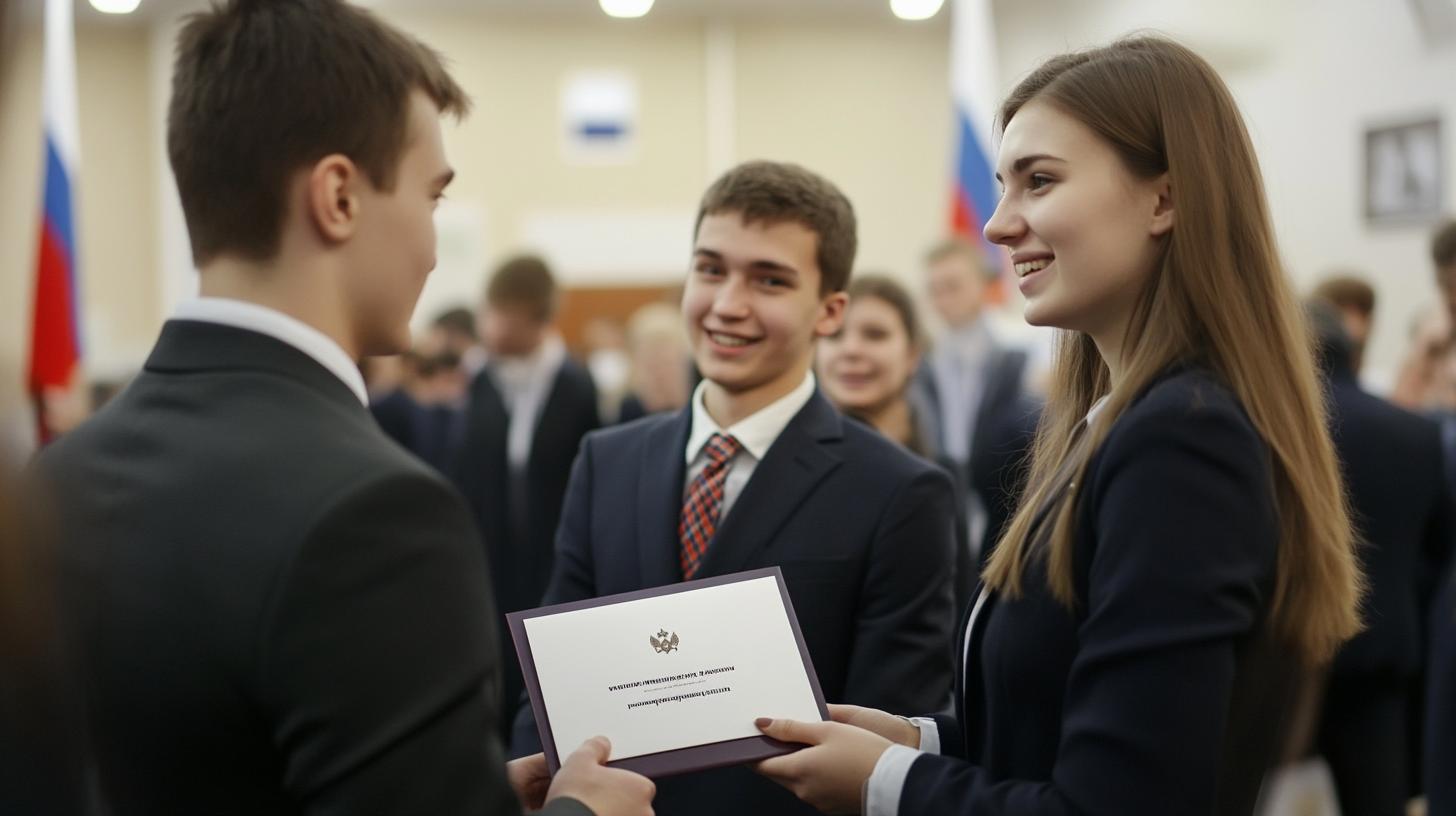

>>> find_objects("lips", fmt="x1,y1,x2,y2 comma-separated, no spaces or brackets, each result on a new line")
1013,257,1053,277
704,329,760,352
1015,257,1054,295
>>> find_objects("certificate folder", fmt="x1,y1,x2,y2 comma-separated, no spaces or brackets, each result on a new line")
507,567,829,779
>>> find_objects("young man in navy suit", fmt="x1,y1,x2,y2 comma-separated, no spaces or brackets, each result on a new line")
513,161,958,815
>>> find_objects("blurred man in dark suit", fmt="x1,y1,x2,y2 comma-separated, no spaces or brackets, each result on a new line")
1308,300,1453,815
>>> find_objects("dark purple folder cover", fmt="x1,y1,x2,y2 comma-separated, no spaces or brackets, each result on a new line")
506,567,829,779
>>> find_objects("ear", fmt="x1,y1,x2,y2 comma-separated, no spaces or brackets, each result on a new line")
1149,173,1175,237
813,290,849,339
307,154,362,245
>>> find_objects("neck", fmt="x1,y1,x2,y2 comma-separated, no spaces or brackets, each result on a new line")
1090,330,1126,389
862,396,914,448
702,361,809,427
198,256,357,359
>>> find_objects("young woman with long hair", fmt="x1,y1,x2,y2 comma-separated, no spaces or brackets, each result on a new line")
752,36,1363,816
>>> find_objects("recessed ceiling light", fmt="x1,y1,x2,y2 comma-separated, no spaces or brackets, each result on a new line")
89,0,141,13
600,0,654,19
890,0,945,21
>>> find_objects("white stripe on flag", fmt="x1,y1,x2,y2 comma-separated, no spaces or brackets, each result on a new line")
950,0,999,164
43,0,81,171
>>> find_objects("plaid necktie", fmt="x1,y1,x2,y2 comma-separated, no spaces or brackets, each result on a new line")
679,433,742,579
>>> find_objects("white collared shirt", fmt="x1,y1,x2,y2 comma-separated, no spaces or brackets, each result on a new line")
171,297,369,406
483,334,568,471
682,371,816,522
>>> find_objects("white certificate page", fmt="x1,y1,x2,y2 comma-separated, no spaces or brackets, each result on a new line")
523,576,823,761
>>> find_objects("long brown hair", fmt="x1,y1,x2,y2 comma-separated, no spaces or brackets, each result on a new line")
982,37,1362,666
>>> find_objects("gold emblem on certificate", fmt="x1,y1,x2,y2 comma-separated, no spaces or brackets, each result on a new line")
650,629,680,654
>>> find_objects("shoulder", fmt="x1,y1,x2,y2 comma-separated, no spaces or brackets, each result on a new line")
580,410,682,456
1333,381,1441,447
556,357,597,393
834,412,953,489
1112,368,1256,440
1095,368,1268,485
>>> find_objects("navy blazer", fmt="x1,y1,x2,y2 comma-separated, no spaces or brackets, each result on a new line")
515,389,957,815
1324,364,1453,680
1426,567,1456,815
915,346,1040,563
901,368,1298,816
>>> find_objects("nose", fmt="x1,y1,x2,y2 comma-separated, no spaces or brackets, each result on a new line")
983,194,1024,248
711,273,751,319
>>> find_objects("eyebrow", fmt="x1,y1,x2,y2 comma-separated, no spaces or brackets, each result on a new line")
994,153,1066,183
693,248,800,276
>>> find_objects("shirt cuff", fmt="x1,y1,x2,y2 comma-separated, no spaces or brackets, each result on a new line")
908,716,939,755
864,744,923,816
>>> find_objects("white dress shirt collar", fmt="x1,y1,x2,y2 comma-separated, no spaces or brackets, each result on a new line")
685,371,817,465
171,297,369,406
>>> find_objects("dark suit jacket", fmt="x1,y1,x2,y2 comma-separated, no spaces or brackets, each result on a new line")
452,360,599,747
902,368,1298,816
916,345,1040,563
514,390,957,814
1324,365,1453,681
1426,567,1456,815
34,320,588,816
453,359,600,618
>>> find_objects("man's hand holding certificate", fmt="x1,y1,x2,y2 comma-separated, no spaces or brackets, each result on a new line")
508,568,829,778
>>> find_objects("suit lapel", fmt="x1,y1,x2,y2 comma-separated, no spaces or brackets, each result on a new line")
637,409,692,588
697,392,844,577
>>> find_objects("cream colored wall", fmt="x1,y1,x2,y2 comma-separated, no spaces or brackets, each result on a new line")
0,19,156,450
338,12,952,309
733,18,952,286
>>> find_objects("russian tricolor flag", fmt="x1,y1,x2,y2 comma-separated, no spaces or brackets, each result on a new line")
948,0,1002,283
29,0,83,444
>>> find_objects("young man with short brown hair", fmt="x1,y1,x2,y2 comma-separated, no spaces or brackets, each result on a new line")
35,2,651,814
514,160,957,816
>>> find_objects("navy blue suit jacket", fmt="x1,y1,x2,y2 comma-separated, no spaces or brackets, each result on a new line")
901,368,1298,816
1324,366,1453,680
1426,566,1456,815
515,389,957,815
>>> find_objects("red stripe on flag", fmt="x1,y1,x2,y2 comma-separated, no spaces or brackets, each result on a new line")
29,218,80,395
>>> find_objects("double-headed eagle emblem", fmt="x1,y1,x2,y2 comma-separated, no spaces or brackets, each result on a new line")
650,628,680,654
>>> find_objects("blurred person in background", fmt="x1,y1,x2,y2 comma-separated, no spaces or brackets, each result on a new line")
1426,562,1456,816
429,304,486,375
1306,299,1453,816
1395,221,1456,414
819,275,936,455
916,238,1039,564
369,306,475,471
452,253,600,747
1311,273,1376,377
582,316,631,423
818,274,978,612
618,301,693,423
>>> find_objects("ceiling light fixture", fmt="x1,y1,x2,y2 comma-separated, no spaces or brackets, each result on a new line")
890,0,945,21
600,0,654,19
89,0,141,13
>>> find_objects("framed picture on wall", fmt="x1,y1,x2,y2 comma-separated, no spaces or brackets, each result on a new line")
1364,117,1443,224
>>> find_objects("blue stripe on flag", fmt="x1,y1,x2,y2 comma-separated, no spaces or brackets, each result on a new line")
955,108,999,232
42,135,76,262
